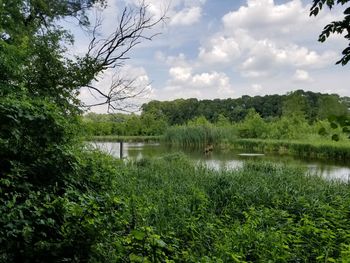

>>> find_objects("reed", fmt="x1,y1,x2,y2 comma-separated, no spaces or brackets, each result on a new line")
163,125,350,161
231,138,350,161
162,125,237,147
107,153,350,261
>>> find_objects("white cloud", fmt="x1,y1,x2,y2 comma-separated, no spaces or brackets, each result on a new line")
293,69,313,82
239,39,337,77
124,0,205,26
169,66,192,82
222,0,305,36
199,36,241,64
65,0,350,113
170,6,202,26
165,53,189,67
160,66,234,100
194,0,341,80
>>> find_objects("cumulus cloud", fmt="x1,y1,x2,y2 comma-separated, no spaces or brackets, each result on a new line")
195,0,340,79
148,0,349,100
199,36,241,64
161,66,234,100
169,66,192,82
170,6,202,26
222,0,306,37
165,53,189,67
239,39,337,77
123,0,205,26
293,69,313,82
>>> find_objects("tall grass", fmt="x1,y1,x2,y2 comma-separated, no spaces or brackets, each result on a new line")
162,125,237,147
104,153,350,261
163,125,350,161
231,138,350,161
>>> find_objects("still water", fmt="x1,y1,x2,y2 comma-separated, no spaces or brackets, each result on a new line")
92,142,350,182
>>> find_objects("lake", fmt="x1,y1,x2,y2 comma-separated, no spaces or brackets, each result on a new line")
92,141,350,182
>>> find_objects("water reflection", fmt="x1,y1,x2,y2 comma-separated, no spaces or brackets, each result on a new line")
91,142,350,182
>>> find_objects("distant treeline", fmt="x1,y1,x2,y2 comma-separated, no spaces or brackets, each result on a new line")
83,90,349,136
142,90,349,125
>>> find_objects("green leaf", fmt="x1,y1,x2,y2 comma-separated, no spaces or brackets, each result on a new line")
330,122,338,129
129,254,144,262
343,126,350,133
331,134,340,141
131,230,146,241
155,238,167,248
318,127,327,135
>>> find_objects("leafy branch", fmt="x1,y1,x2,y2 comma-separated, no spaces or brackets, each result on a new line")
310,0,350,65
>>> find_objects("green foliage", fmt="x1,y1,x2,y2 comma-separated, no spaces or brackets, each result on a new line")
231,138,350,161
0,143,130,262
51,154,350,262
2,0,350,261
0,0,155,261
163,113,350,159
310,0,350,65
187,115,211,126
237,109,268,138
318,115,350,141
216,114,231,127
0,96,80,261
269,115,310,140
318,95,349,120
142,90,349,125
82,112,168,137
3,144,350,261
0,96,80,185
163,117,238,147
282,91,307,118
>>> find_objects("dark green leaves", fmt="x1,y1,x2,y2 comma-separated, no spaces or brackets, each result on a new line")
318,127,328,136
311,0,350,65
331,134,340,141
330,122,338,129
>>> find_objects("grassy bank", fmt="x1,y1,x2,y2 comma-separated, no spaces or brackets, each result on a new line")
163,125,350,161
91,153,350,261
86,135,161,142
230,138,350,161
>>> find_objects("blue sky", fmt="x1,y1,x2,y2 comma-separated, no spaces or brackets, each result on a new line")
73,0,350,112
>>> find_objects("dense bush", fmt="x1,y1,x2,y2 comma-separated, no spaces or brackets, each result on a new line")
0,97,126,261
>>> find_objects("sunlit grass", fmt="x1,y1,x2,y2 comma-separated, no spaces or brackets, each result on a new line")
107,153,350,261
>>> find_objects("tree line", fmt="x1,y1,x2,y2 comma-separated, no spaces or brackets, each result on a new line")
84,90,349,136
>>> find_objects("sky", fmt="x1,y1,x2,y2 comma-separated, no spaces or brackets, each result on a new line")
70,0,350,113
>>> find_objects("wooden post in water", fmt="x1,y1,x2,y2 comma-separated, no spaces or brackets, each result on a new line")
120,141,124,159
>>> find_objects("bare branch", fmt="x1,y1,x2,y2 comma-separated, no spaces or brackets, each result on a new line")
87,1,165,68
82,72,151,113
79,1,165,112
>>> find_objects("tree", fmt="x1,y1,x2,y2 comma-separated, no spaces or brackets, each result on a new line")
317,94,349,119
310,0,350,65
310,1,350,139
1,0,164,112
237,109,267,139
0,1,164,260
282,91,307,118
